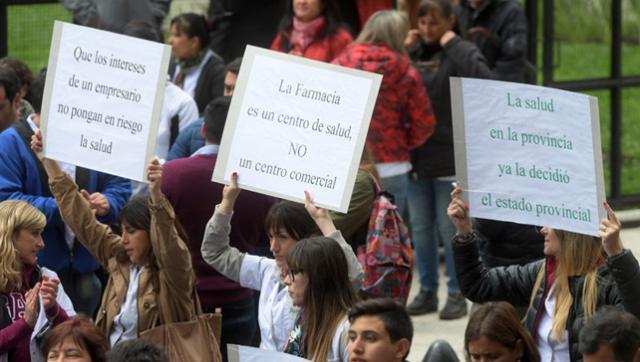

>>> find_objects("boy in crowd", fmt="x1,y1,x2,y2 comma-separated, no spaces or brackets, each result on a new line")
580,306,640,362
348,299,413,362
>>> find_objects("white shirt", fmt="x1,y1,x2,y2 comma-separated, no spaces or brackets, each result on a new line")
109,265,144,346
191,144,219,157
375,161,412,178
156,81,199,159
172,50,214,99
536,283,571,362
239,255,299,351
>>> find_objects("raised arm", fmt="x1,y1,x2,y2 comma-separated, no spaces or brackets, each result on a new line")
200,172,246,283
31,130,121,267
147,159,195,323
447,188,539,305
304,191,363,287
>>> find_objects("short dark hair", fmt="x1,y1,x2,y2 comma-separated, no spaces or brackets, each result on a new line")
41,315,109,362
122,19,163,43
225,57,242,76
580,306,640,362
0,64,20,103
417,0,454,18
107,339,167,362
0,57,32,94
203,96,231,144
30,69,47,114
349,298,413,343
170,13,210,50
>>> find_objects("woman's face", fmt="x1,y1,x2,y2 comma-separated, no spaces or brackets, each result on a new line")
169,24,199,60
541,227,561,256
46,336,91,362
284,270,308,306
293,0,324,22
417,11,454,44
467,336,523,362
14,228,44,265
121,222,151,266
269,228,297,269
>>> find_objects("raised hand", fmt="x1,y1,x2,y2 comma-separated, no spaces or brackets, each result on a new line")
304,191,336,236
219,172,241,215
447,187,473,236
24,283,41,328
404,29,421,48
147,158,163,203
600,201,624,257
40,275,60,313
30,129,64,178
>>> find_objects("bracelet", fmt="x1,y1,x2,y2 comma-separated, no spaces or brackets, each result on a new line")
453,232,475,244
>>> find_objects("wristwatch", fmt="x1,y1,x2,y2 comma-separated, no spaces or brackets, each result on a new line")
453,231,475,244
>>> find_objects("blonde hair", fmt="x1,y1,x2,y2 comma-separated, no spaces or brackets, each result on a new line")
0,200,46,293
356,10,410,55
527,230,601,341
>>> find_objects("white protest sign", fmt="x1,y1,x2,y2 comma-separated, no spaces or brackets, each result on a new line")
41,21,170,182
212,46,381,212
451,77,606,236
227,345,310,362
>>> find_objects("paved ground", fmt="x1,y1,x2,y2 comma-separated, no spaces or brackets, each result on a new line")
405,224,640,361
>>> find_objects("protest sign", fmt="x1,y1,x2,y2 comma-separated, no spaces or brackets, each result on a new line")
227,345,310,362
40,21,170,182
451,77,605,236
212,46,382,212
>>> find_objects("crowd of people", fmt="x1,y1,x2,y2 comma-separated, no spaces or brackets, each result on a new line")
0,0,639,361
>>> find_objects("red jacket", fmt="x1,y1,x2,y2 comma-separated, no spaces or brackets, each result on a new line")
333,43,436,163
271,26,353,63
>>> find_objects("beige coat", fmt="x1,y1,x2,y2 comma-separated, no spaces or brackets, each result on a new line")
50,174,195,337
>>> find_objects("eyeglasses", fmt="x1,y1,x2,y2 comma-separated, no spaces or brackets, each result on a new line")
287,268,303,282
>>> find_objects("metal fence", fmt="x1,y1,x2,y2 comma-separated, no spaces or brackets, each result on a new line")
2,0,640,207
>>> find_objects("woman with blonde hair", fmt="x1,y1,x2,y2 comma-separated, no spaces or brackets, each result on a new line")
448,189,640,362
0,200,75,362
333,10,436,214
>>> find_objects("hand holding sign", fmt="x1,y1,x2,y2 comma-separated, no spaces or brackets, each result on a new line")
447,188,472,236
599,202,623,257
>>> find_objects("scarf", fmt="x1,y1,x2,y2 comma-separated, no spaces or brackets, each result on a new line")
290,16,326,52
284,311,306,357
174,49,207,88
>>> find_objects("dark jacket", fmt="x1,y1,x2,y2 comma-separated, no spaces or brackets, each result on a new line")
457,0,530,83
475,219,545,267
453,237,640,362
409,36,491,178
169,52,225,115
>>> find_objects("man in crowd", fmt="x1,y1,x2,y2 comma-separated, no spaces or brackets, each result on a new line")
348,299,413,362
167,57,242,160
161,96,275,360
580,306,640,362
457,0,531,83
0,69,131,316
0,65,20,132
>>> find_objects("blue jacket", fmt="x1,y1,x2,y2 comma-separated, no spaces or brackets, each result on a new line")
0,121,131,273
167,117,204,160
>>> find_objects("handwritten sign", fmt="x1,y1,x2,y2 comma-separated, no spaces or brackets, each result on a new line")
41,21,170,181
451,77,606,236
213,46,381,212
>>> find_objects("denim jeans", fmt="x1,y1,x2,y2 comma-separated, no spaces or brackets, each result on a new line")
408,177,460,294
381,173,409,215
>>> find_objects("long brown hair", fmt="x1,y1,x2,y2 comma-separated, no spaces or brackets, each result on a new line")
286,237,359,361
466,302,540,362
527,229,602,340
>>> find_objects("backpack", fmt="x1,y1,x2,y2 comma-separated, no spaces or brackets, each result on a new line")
357,185,414,304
